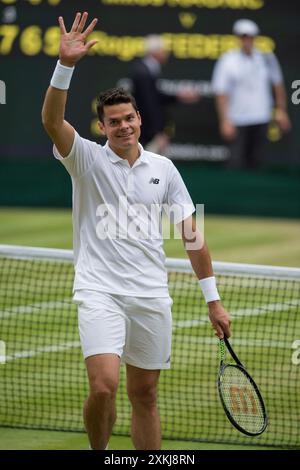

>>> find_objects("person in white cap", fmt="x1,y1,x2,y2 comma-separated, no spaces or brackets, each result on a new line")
212,19,291,169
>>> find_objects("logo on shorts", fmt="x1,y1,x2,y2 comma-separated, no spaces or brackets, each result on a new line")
166,355,171,363
149,178,160,184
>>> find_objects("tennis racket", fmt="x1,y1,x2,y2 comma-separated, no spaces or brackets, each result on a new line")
217,336,268,436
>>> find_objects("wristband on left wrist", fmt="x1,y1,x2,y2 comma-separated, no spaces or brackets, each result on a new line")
199,276,220,303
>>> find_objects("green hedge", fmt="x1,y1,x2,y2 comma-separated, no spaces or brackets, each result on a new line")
0,160,299,218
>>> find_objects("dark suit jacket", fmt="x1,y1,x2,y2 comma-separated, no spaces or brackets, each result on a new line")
130,59,177,145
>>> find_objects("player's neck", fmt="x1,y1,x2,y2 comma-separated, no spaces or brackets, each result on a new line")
109,143,140,167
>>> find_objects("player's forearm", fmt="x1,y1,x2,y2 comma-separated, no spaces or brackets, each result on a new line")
273,83,288,112
215,94,229,123
179,216,214,280
185,241,214,281
42,86,68,134
186,240,222,307
179,216,221,305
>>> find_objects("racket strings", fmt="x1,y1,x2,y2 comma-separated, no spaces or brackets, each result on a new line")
220,366,265,434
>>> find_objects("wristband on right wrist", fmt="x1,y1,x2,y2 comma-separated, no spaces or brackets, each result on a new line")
50,60,75,90
199,276,220,303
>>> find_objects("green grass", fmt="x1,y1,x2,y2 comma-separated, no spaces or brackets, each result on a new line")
0,207,299,266
0,428,281,450
0,207,299,450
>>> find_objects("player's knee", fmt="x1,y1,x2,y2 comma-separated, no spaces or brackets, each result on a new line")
90,378,118,403
127,383,158,408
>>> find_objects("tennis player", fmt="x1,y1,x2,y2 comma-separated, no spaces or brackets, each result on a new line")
42,12,231,450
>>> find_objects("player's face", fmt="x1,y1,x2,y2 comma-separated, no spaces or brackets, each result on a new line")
99,103,141,151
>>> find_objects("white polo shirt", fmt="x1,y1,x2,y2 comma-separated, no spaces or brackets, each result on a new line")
54,132,195,297
212,49,283,126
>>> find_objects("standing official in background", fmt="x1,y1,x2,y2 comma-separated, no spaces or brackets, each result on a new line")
131,35,198,154
212,19,291,169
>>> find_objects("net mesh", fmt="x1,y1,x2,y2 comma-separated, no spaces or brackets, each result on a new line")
0,245,299,447
219,365,266,435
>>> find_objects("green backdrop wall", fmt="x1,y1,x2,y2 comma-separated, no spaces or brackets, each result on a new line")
0,0,299,215
0,161,299,218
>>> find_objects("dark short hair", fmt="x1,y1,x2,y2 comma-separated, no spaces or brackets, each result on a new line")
96,87,138,123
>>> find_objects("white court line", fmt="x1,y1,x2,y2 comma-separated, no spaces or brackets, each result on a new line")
226,299,300,317
2,298,299,322
172,335,290,349
173,299,300,329
2,299,299,362
0,299,72,319
5,334,290,364
5,341,81,362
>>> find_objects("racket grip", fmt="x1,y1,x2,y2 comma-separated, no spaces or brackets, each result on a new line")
219,338,225,361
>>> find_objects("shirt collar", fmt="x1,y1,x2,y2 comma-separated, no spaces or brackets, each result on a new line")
104,141,149,166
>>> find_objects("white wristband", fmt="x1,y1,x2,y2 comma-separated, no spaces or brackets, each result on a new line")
50,60,75,90
199,276,220,303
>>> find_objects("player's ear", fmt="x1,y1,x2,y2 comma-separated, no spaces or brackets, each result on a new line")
137,110,142,125
98,120,106,136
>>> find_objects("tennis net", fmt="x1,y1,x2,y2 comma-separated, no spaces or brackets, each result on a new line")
0,244,299,447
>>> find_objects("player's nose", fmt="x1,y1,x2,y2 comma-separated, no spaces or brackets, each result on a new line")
119,119,129,129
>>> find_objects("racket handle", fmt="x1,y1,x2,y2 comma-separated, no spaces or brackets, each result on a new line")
224,336,243,366
219,338,225,362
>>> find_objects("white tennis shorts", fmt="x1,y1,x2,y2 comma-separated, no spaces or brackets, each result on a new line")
73,290,173,370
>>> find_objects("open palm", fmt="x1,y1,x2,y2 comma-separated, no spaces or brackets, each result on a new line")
59,12,98,66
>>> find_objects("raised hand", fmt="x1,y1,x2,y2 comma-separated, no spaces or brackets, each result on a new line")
58,12,98,67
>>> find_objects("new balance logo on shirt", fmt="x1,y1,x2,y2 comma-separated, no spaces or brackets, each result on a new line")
149,178,160,184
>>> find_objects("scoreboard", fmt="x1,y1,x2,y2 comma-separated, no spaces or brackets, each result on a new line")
0,0,299,165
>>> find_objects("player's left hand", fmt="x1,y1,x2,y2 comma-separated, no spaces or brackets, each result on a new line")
208,301,231,339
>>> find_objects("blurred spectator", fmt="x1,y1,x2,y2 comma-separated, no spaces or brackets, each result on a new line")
212,19,291,169
130,35,198,154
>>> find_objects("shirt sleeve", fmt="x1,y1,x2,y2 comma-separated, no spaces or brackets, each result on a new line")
53,131,99,178
264,52,283,85
164,162,195,224
211,55,231,95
